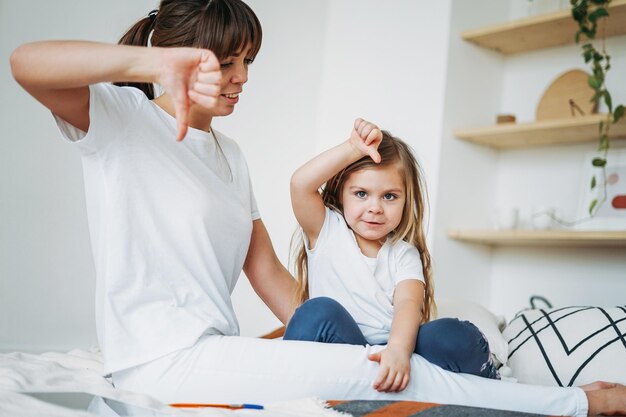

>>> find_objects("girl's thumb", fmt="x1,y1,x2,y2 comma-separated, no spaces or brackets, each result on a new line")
369,149,381,164
368,352,381,363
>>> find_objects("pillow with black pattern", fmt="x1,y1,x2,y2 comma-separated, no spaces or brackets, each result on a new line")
502,305,626,387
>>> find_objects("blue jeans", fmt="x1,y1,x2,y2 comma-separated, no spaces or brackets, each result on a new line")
284,297,499,379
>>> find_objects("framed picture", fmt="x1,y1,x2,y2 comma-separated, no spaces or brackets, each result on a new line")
577,149,626,230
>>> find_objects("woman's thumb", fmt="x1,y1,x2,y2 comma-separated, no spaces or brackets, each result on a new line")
174,95,190,141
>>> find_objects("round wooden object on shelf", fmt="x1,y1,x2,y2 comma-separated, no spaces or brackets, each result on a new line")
536,69,598,121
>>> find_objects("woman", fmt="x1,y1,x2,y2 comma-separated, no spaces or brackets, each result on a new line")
10,1,625,415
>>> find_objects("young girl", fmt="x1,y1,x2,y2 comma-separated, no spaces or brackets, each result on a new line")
285,118,498,393
10,1,626,415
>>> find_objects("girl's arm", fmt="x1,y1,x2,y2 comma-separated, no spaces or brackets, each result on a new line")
243,219,296,324
368,279,424,392
10,40,221,140
290,118,382,247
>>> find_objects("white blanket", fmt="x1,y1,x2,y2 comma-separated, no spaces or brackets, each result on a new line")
0,349,349,417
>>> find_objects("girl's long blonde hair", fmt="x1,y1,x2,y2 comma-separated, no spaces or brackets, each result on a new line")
290,131,436,323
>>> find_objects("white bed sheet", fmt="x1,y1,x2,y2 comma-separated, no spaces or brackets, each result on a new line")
0,349,347,417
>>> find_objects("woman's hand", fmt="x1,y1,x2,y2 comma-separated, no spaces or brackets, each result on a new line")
348,118,383,163
157,47,222,141
368,346,411,392
10,41,222,139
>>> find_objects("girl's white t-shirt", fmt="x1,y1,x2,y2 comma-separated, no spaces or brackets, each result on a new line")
54,83,259,374
306,208,424,345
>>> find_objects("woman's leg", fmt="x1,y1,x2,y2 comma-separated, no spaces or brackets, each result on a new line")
112,335,591,417
416,318,499,379
283,297,368,345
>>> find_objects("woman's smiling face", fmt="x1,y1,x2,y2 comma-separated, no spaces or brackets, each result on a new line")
212,45,253,117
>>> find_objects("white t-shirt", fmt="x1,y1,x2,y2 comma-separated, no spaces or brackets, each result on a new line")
306,208,424,345
54,83,260,373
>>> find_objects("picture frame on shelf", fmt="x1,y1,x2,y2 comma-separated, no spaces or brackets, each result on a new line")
577,149,626,231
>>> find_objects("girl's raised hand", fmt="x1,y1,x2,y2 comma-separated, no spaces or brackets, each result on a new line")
157,47,222,141
349,118,383,163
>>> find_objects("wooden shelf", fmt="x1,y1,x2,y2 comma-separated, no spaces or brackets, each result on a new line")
448,229,626,247
462,0,626,55
454,114,626,149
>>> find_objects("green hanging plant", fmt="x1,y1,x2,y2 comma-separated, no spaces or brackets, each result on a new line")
571,0,625,216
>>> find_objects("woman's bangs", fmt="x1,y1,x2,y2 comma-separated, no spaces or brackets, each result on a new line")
194,2,262,60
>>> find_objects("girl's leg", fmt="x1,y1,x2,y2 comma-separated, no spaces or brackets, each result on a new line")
416,317,499,379
283,297,368,345
112,335,591,417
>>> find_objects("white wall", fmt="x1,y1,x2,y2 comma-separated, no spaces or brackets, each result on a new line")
432,0,509,306
1,0,453,351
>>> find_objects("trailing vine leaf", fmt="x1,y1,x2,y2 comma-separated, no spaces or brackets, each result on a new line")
570,0,623,217
588,76,602,89
592,157,607,167
588,7,609,21
614,105,625,122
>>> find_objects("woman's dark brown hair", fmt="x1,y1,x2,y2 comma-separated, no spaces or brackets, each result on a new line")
115,0,262,99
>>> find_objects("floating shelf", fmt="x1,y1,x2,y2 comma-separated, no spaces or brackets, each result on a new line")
454,114,626,149
462,0,626,55
448,229,626,248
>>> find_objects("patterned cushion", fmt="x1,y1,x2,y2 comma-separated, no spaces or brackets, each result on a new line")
502,306,626,386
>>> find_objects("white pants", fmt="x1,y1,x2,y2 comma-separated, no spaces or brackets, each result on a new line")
112,335,588,417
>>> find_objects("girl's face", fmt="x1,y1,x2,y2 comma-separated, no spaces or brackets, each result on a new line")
340,164,406,249
212,45,253,117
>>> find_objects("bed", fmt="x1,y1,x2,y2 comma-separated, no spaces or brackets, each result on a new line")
2,299,624,417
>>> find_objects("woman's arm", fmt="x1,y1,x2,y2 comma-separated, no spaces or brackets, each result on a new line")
10,40,220,140
290,118,382,247
368,279,424,392
243,219,296,324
